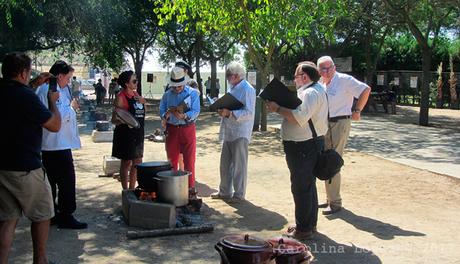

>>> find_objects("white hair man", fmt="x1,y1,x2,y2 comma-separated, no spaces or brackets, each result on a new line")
266,61,328,240
211,61,256,202
317,56,371,215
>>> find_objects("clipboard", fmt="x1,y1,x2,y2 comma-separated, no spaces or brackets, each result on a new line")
209,93,244,111
258,78,302,109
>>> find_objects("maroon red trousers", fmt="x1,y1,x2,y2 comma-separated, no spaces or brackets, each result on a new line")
165,123,196,188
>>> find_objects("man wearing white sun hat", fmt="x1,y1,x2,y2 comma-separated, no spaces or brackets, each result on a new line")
159,67,201,197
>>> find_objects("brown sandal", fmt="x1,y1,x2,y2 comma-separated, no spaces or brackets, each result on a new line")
287,225,296,233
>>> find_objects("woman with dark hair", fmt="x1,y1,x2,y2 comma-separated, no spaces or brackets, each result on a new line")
111,71,146,189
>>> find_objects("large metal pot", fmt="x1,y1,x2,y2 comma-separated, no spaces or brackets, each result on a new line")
268,237,313,264
215,234,274,264
136,161,172,191
155,170,189,207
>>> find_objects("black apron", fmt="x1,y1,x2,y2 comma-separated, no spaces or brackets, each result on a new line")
112,92,145,160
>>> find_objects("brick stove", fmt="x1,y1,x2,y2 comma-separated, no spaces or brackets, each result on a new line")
121,190,204,230
122,190,176,229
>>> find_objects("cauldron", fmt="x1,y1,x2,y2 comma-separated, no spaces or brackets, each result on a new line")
268,237,313,264
136,161,172,191
215,234,274,264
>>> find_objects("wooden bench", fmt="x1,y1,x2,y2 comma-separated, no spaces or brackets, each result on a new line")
367,91,396,114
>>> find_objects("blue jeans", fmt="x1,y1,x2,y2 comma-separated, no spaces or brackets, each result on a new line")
283,138,323,232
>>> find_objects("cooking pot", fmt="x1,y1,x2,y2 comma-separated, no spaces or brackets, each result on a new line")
136,161,172,191
96,121,110,131
215,234,274,264
268,237,313,264
155,170,189,207
95,112,107,121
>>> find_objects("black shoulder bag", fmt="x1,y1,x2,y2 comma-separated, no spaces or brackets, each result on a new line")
307,88,344,182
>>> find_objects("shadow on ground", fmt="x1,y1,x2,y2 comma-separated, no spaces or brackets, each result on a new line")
223,199,288,231
326,208,425,240
307,232,382,263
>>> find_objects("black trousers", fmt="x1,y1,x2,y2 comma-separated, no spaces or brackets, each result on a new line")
42,149,76,216
283,138,323,232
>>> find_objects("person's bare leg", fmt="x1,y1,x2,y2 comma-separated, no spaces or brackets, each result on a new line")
0,219,18,264
31,220,50,264
128,158,142,190
178,154,184,171
120,160,132,189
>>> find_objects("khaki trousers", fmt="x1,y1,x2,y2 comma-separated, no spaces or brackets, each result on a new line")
324,118,351,207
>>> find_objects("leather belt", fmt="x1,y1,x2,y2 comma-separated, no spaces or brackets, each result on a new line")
167,122,195,128
329,115,351,122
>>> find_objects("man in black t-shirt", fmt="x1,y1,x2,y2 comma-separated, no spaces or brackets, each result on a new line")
0,52,61,264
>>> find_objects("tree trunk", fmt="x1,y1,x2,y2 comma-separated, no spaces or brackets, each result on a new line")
224,64,228,93
252,67,268,131
210,59,218,98
134,59,143,96
259,69,268,131
419,49,432,126
195,54,204,106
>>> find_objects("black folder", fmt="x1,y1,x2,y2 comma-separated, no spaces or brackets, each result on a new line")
259,78,302,109
209,93,244,111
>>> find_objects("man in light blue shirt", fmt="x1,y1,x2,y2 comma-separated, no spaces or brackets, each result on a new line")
211,62,256,201
160,67,200,196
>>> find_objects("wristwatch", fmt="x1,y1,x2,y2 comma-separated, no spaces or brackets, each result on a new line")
353,109,361,113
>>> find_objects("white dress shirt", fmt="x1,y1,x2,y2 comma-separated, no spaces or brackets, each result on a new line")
36,83,81,151
281,82,329,141
321,72,368,118
218,79,256,142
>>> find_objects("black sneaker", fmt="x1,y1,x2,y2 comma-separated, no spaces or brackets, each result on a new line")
57,215,88,229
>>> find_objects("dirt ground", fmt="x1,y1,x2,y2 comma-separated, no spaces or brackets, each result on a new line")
8,102,460,263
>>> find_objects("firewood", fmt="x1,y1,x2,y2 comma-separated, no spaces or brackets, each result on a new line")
126,224,214,239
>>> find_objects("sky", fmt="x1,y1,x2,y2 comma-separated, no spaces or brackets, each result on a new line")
128,49,228,73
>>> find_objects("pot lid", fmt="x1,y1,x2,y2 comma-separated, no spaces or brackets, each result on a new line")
156,170,190,177
268,237,307,254
221,234,271,250
137,161,171,168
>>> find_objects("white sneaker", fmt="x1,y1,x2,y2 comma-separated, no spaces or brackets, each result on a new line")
210,192,231,199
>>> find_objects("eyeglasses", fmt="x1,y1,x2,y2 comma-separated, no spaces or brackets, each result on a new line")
319,65,334,73
294,73,305,79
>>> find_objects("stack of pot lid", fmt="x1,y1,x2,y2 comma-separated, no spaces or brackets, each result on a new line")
221,234,272,251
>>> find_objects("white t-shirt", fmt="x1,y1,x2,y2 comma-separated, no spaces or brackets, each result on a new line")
321,72,368,118
36,83,81,151
281,82,329,141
